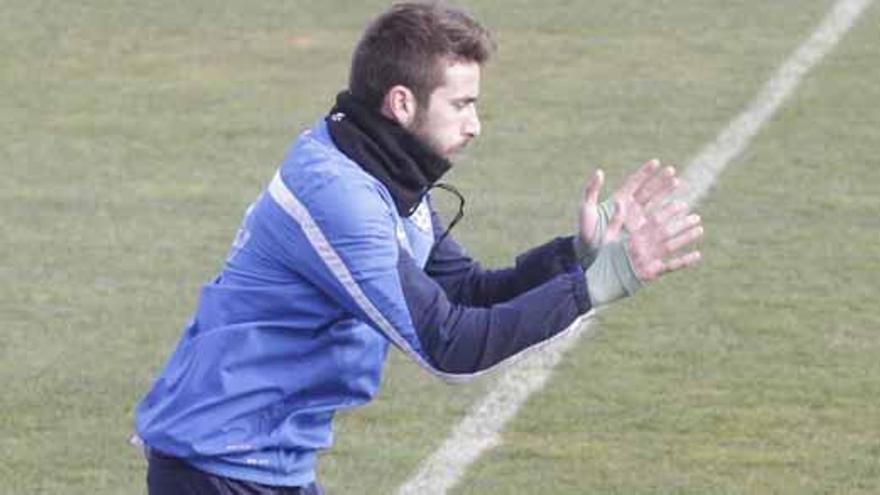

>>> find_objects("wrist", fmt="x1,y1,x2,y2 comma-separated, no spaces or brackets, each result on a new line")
575,198,616,269
584,238,643,306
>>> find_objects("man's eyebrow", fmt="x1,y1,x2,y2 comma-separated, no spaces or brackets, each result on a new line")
453,96,479,104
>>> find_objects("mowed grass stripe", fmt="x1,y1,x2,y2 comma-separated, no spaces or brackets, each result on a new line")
452,2,879,495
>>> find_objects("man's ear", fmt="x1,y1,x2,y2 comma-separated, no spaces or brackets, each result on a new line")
381,85,418,128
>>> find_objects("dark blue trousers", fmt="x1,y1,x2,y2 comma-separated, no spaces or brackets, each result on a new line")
146,450,324,495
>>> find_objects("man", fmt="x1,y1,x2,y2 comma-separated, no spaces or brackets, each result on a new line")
135,2,703,493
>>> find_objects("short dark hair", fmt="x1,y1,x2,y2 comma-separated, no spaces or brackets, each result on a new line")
348,1,495,110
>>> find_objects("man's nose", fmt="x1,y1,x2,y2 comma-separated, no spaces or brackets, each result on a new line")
463,109,481,138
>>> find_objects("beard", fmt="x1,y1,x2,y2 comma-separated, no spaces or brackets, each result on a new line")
410,111,445,158
409,110,469,161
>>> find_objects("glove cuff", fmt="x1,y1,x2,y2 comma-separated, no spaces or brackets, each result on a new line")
574,199,616,269
584,238,643,306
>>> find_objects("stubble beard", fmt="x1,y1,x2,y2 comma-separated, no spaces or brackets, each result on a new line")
410,109,468,162
412,126,471,162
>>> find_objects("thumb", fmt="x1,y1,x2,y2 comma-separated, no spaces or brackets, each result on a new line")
584,169,604,206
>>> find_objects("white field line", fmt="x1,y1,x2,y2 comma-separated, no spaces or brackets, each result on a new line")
679,0,874,207
396,0,875,493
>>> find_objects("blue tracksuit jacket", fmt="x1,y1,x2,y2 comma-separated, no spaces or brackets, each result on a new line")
135,119,593,487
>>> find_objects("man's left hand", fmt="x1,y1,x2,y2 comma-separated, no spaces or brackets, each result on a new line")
576,159,704,306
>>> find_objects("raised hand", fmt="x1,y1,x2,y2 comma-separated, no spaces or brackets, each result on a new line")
580,160,664,248
577,159,704,306
621,195,703,282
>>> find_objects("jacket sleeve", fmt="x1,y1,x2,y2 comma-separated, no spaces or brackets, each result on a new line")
425,207,580,307
265,170,592,382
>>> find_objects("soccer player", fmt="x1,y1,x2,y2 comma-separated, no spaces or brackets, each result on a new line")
135,2,704,493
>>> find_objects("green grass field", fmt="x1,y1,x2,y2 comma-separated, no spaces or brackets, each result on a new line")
2,1,878,493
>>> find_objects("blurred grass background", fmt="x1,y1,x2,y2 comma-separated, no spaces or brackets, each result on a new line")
1,1,877,493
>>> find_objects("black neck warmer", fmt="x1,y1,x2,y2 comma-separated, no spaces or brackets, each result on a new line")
326,91,452,217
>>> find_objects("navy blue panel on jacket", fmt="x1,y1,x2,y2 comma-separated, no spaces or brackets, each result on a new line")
399,247,590,373
425,206,582,307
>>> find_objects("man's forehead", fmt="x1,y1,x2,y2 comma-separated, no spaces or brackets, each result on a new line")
435,60,481,96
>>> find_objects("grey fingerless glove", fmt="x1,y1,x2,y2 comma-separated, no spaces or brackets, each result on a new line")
573,199,616,269
584,239,643,307
572,198,642,306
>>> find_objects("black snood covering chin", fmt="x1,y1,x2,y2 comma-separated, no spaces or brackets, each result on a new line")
326,91,452,217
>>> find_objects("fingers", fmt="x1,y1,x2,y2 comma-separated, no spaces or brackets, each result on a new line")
625,210,703,281
579,169,605,246
634,165,678,205
631,247,702,281
614,159,704,283
584,169,604,206
619,159,660,196
654,200,690,225
660,250,702,275
664,222,703,253
664,212,701,238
